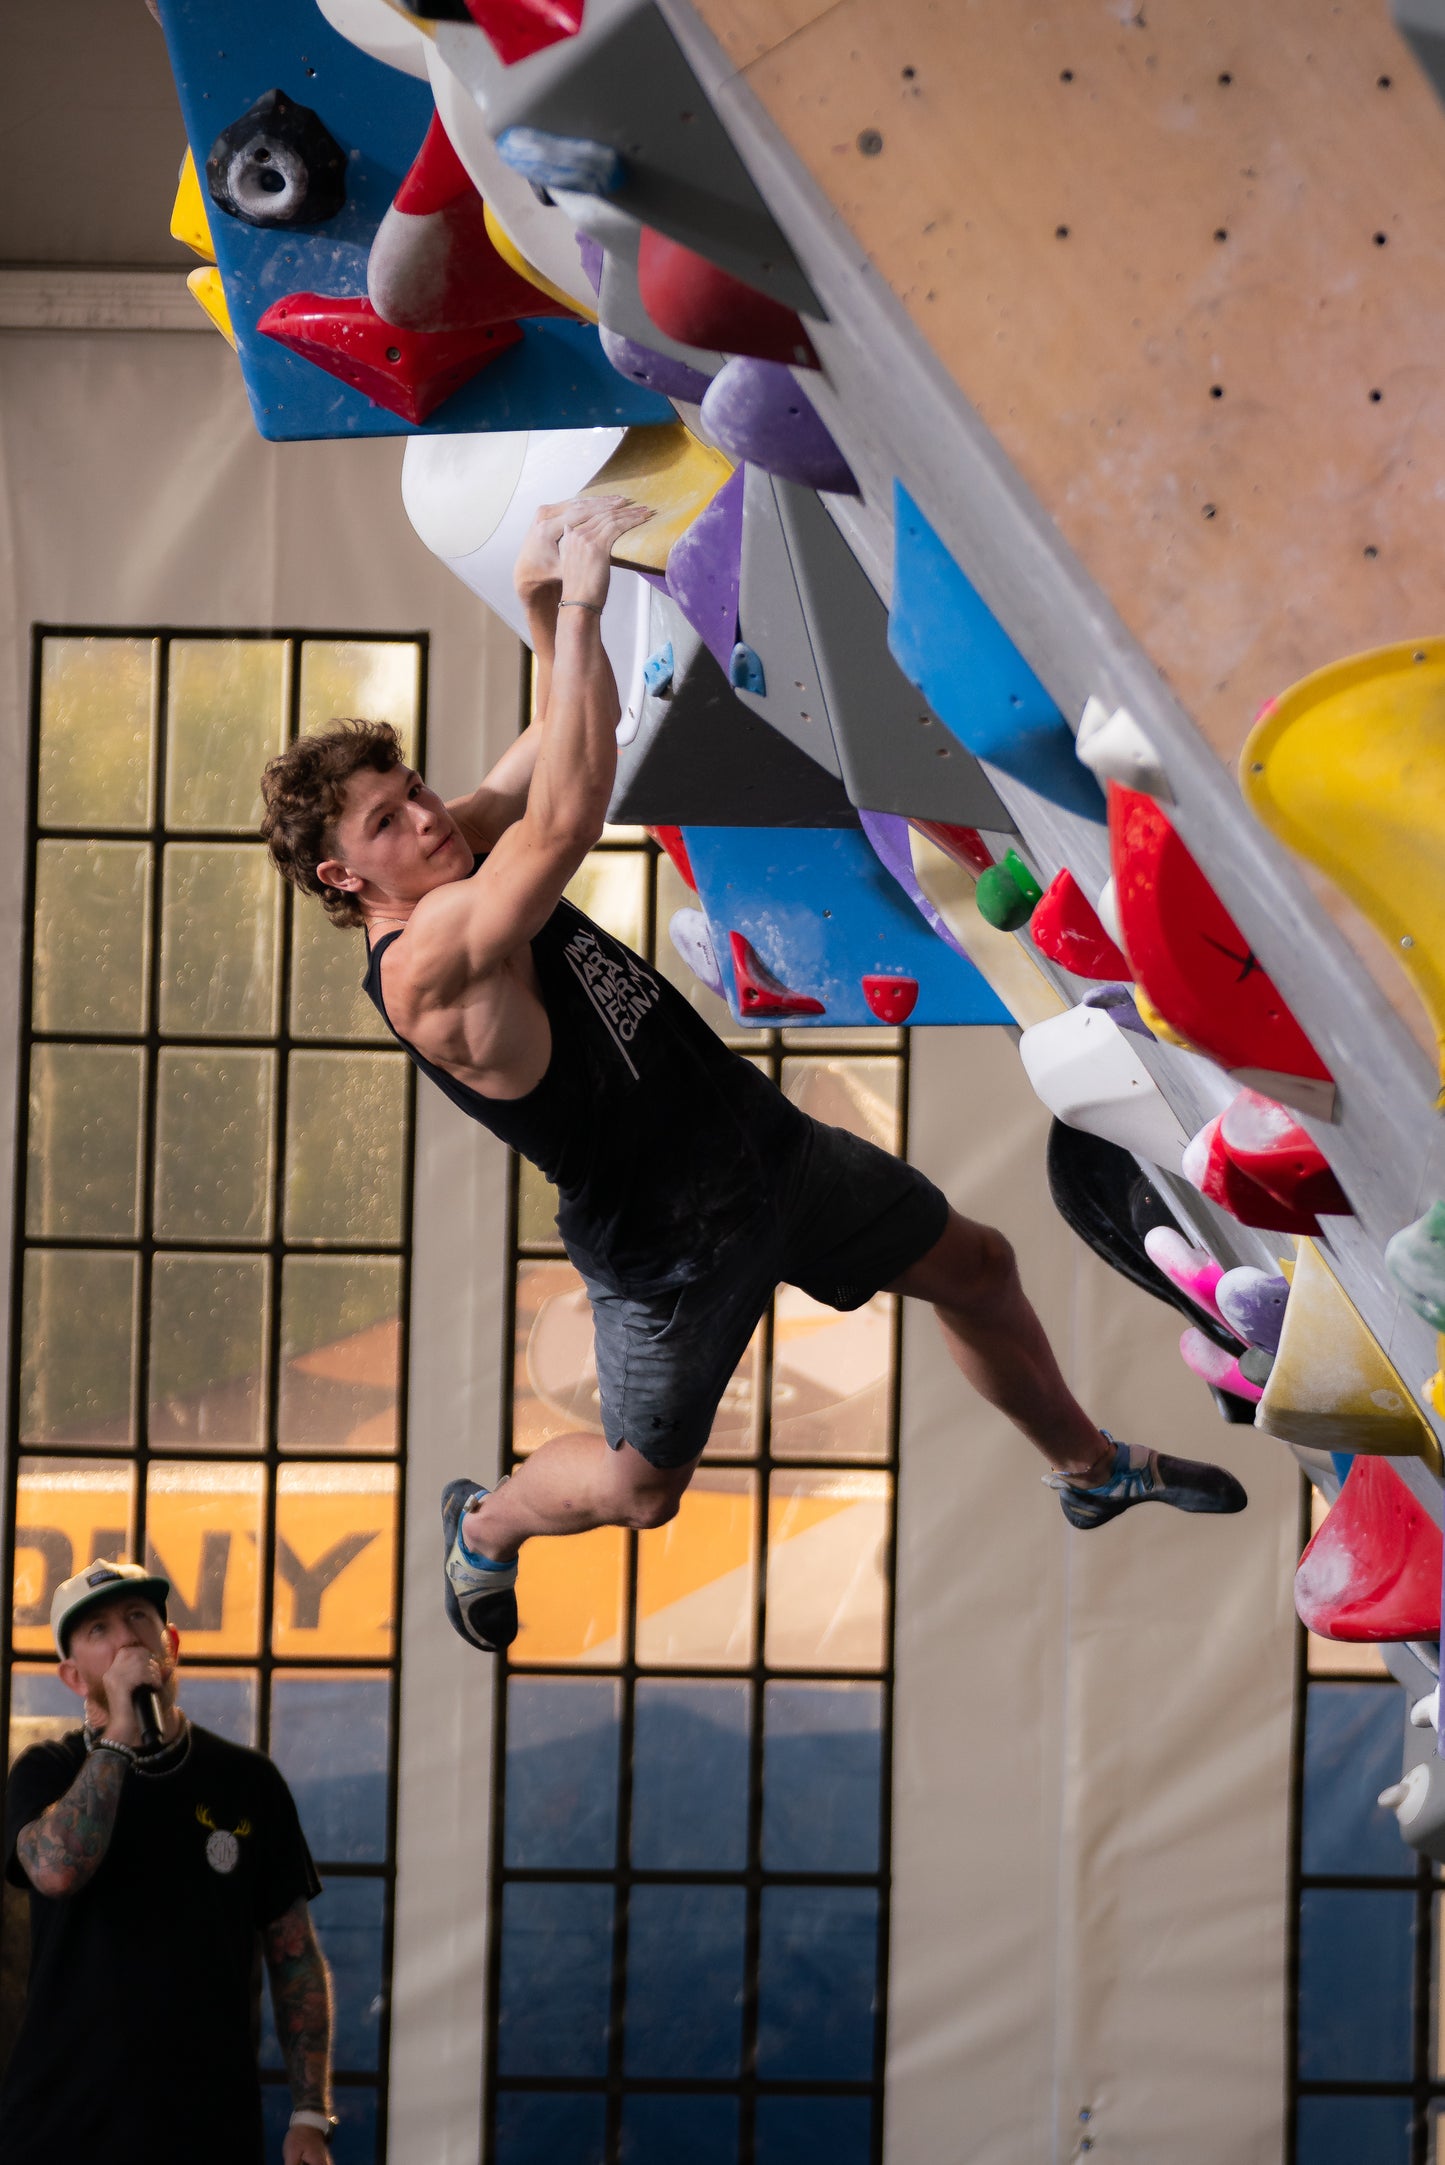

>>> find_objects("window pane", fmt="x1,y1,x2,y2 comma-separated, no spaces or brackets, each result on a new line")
755,2098,872,2165
145,1459,264,1657
624,1884,745,2077
313,1876,386,2072
148,1254,268,1452
284,1051,406,1245
497,1882,613,2077
504,1677,621,1869
21,1249,137,1447
765,1471,891,1672
164,638,287,832
300,640,419,764
38,635,155,831
1298,2097,1411,2165
620,2096,738,2165
12,1458,135,1657
756,1886,879,2079
1297,1888,1414,2082
510,1527,627,1668
290,906,387,1043
631,1680,749,1871
763,1683,882,1873
635,1472,757,1669
262,2083,379,2165
180,1669,258,1747
495,2094,606,2165
273,1462,397,1659
565,852,648,951
32,840,150,1034
781,1055,902,1152
1301,1683,1409,1877
279,1256,401,1453
770,1289,894,1462
514,1261,601,1454
154,1049,275,1242
26,1044,144,1238
271,1671,390,1864
10,1667,82,1760
652,853,751,1044
158,844,279,1036
516,1157,562,1250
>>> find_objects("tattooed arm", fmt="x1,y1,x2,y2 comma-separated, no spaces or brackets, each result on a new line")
264,1896,334,2152
14,1751,127,1898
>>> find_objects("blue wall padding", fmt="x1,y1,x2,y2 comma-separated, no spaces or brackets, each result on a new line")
157,0,670,442
682,826,1012,1027
888,483,1106,823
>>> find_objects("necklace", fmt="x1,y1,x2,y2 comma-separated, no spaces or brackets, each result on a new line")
84,1714,193,1779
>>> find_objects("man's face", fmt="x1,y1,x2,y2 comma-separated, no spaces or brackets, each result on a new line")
58,1594,176,1706
319,763,469,912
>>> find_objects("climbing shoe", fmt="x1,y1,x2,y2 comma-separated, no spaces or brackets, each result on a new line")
441,1477,519,1652
1045,1434,1247,1530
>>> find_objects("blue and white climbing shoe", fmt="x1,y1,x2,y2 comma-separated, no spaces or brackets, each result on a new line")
1044,1434,1247,1530
441,1478,519,1652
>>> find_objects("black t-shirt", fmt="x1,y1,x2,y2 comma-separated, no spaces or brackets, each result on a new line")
2,1722,321,2165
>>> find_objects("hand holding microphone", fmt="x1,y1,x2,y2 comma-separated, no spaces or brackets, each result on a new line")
90,1643,171,1750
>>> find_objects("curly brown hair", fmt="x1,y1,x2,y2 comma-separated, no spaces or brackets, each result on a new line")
259,719,404,931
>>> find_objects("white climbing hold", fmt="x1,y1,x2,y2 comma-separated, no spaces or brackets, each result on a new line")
1076,695,1175,802
668,908,724,998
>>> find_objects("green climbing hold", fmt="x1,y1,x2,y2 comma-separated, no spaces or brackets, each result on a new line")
1386,1200,1445,1331
975,849,1043,932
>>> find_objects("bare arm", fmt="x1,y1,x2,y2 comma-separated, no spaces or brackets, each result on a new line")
15,1751,127,1899
264,1897,334,2115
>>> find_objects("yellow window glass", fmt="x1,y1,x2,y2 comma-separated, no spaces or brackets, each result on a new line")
289,907,387,1043
158,844,280,1037
514,1260,601,1455
148,1254,269,1453
26,1044,145,1239
32,841,150,1035
279,1256,402,1453
651,852,757,1045
38,636,155,832
770,1288,894,1462
153,1049,276,1242
781,1055,902,1152
12,1458,136,1658
635,1473,758,1669
146,1459,264,1656
516,1158,562,1251
21,1249,138,1449
509,1526,628,1668
299,640,419,764
283,1051,407,1245
700,1326,764,1461
164,638,288,832
272,1462,398,1659
564,851,648,951
764,1470,891,1672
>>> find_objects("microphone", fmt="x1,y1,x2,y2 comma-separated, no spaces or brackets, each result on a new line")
132,1686,164,1751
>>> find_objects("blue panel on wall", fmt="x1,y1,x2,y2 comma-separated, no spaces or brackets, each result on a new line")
620,2092,739,2165
888,483,1105,823
624,1884,746,2077
1296,2094,1412,2165
763,1683,882,1875
498,1882,614,2077
681,826,1012,1027
755,1886,879,2080
755,2095,872,2165
504,1676,622,1870
1301,1682,1409,1878
1297,1889,1414,2083
495,2091,607,2165
631,1679,750,1871
155,0,671,442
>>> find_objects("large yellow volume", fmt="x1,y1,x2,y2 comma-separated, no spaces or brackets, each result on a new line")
578,424,734,574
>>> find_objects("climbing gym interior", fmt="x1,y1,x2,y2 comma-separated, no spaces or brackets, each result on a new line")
2,1,1444,2159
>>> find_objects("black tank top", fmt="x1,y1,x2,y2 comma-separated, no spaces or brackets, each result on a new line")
362,866,802,1293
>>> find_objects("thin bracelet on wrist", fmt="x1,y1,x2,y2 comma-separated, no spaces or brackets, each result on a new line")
88,1737,137,1768
558,598,604,614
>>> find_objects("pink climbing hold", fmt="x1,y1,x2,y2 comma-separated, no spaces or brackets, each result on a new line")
1217,1087,1352,1219
1141,1225,1228,1328
728,931,825,1018
462,0,586,66
1181,1114,1322,1236
1029,867,1131,980
861,974,919,1024
256,294,524,424
1294,1455,1443,1642
1179,1326,1263,1404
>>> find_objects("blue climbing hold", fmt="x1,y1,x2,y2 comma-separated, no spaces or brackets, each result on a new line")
729,641,766,696
496,127,626,198
642,642,675,697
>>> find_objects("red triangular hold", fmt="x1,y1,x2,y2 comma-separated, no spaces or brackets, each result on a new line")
908,820,993,874
728,930,825,1017
1218,1088,1352,1219
257,294,523,424
1029,867,1130,979
637,227,818,368
862,974,918,1024
463,0,585,64
1295,1456,1443,1641
369,112,577,334
1182,1113,1321,1235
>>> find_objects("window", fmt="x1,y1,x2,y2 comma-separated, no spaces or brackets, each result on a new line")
2,629,425,2161
485,827,906,2165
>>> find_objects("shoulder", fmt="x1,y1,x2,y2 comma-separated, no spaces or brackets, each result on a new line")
190,1726,296,1804
7,1732,85,1793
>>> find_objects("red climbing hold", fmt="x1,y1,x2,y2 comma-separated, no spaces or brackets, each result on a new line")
1182,1113,1322,1235
1108,785,1333,1097
862,974,919,1024
636,227,819,368
647,825,697,892
1218,1088,1352,1219
1295,1455,1443,1642
257,294,523,424
369,112,577,333
909,821,994,875
1029,868,1130,980
728,931,825,1018
462,0,585,66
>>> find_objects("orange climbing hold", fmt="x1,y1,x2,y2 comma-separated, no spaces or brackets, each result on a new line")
462,0,585,66
257,295,523,424
861,974,919,1024
1294,1456,1442,1642
636,228,818,368
728,931,825,1018
1029,868,1130,980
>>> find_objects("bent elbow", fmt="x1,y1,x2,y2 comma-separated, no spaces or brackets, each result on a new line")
22,1858,78,1899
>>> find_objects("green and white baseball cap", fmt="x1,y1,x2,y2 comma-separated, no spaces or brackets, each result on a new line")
51,1559,170,1655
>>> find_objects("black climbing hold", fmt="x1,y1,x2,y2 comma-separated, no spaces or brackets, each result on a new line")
206,88,346,230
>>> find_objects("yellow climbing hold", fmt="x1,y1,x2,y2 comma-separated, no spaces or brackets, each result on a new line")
170,148,215,263
578,424,733,574
909,831,1067,1030
1133,986,1198,1051
1424,1338,1445,1423
1256,1238,1443,1472
1242,639,1445,1088
483,201,598,323
186,266,237,350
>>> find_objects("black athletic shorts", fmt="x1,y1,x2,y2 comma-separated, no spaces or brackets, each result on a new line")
573,1115,950,1470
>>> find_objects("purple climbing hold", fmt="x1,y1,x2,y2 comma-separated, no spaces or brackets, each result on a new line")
1081,981,1156,1039
1215,1267,1291,1355
665,465,745,674
699,357,858,495
857,809,969,961
598,323,715,404
576,233,604,295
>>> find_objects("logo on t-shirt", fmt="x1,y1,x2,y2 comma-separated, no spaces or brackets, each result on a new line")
562,927,660,1082
197,1802,251,1875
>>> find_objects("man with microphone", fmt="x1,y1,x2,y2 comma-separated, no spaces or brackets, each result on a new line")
3,1559,335,2163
